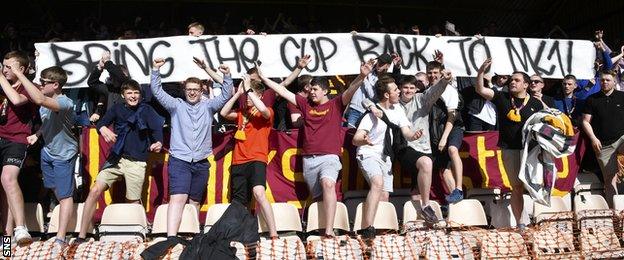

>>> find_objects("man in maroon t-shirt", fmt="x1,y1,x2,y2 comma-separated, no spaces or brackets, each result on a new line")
259,60,374,237
0,51,37,246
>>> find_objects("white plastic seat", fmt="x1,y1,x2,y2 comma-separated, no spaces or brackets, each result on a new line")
258,203,302,233
47,203,95,235
23,203,44,235
403,200,443,224
614,195,624,212
305,202,349,233
533,196,569,223
152,204,200,236
204,203,230,233
353,201,399,231
447,199,487,227
574,194,609,213
98,203,148,242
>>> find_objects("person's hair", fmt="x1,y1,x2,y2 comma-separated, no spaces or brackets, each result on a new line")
246,67,258,75
250,79,265,93
188,22,205,33
374,75,395,101
121,79,141,93
512,71,531,84
599,69,617,78
40,66,68,87
563,74,577,81
426,61,444,72
415,71,427,78
4,51,30,68
310,76,329,90
183,77,203,88
399,75,425,90
296,75,313,92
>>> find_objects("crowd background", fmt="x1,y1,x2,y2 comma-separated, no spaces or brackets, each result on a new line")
1,0,624,227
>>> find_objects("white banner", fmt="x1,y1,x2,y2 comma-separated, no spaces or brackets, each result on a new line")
35,33,596,88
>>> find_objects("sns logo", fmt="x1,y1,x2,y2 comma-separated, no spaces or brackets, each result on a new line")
2,235,10,257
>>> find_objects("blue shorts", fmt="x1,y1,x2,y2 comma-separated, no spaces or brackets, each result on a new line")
41,149,77,200
344,108,364,128
168,156,210,202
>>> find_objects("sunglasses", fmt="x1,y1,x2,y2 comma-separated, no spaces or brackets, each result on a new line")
39,79,57,85
531,80,543,84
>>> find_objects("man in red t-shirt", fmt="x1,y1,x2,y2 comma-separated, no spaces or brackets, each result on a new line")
0,51,38,246
220,75,278,238
258,60,374,237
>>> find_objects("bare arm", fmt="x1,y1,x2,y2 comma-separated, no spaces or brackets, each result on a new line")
219,83,243,121
280,55,311,87
582,113,602,154
400,126,423,141
352,129,373,146
193,57,224,84
475,58,495,101
0,64,29,106
257,62,297,105
14,69,61,111
342,60,374,105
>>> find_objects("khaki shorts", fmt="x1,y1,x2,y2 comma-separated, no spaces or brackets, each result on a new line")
597,135,624,184
96,157,147,201
501,149,522,187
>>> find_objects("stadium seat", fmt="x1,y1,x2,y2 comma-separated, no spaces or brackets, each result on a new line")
151,204,200,236
47,203,95,236
23,203,45,237
533,196,569,223
305,201,349,233
258,203,302,234
574,194,609,213
613,195,624,212
487,195,533,228
98,203,148,242
353,201,398,231
447,199,487,227
402,200,443,227
466,188,503,201
204,203,230,233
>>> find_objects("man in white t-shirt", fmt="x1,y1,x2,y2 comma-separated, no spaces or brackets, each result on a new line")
352,75,423,240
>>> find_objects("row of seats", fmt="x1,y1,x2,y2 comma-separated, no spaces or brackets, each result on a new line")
24,192,620,243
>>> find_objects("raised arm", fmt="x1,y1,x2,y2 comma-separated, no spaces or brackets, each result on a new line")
193,57,224,84
12,63,61,111
220,78,244,121
342,60,374,105
475,58,495,101
257,62,297,105
206,64,234,111
0,63,29,106
150,58,179,111
280,55,311,87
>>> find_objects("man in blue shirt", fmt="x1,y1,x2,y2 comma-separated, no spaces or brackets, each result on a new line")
75,80,164,243
9,64,77,247
151,58,233,238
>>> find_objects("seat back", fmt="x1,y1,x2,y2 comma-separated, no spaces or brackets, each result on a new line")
204,203,230,233
99,203,148,242
447,199,487,227
574,194,609,213
152,204,200,235
534,196,569,223
353,201,399,231
47,203,94,235
305,202,349,233
24,203,45,235
258,203,302,233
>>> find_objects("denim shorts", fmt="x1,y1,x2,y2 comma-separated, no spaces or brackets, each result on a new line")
41,150,77,200
168,156,210,202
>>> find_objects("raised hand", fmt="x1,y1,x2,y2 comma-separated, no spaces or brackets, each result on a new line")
360,59,374,76
433,50,443,64
478,58,492,74
218,64,230,75
193,56,207,69
152,58,166,70
297,54,312,69
391,53,402,66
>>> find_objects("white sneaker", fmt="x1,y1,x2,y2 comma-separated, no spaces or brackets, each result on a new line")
13,226,32,247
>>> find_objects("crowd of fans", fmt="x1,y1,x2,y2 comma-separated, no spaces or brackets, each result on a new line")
1,10,624,254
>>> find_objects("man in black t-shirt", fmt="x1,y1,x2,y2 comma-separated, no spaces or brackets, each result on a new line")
582,70,624,206
529,75,555,108
475,59,543,229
